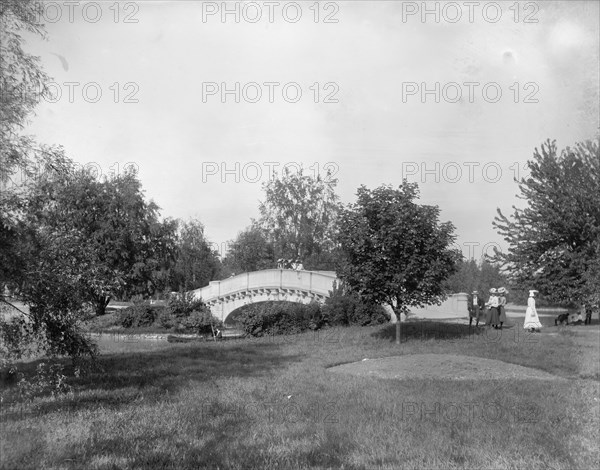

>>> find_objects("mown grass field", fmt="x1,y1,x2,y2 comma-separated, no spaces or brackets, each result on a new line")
1,316,599,470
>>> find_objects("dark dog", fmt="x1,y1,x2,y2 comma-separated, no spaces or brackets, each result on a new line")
555,313,569,326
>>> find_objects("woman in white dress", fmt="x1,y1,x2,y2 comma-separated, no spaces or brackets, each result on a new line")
486,288,500,328
524,290,542,332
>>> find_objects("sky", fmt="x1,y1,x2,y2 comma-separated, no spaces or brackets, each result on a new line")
23,0,600,260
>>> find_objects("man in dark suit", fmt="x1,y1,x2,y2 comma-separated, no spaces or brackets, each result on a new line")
467,290,485,328
584,305,593,325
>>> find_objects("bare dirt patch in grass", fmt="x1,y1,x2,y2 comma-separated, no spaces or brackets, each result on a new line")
328,353,567,381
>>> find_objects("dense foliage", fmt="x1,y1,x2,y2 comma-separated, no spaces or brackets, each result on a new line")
234,286,389,337
321,282,390,326
445,259,508,295
169,219,221,291
119,305,170,329
38,169,174,313
220,225,275,277
493,139,600,307
236,302,324,336
336,182,461,343
257,168,341,270
0,0,55,184
82,294,222,335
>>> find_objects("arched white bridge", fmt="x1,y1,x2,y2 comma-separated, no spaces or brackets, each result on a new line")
190,269,338,323
190,269,469,324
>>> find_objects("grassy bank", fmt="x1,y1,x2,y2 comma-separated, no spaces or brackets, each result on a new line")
1,321,598,469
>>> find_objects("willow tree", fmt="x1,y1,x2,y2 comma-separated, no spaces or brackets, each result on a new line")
1,0,72,290
0,0,67,184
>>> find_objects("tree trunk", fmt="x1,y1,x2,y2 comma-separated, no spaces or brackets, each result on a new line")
394,299,403,345
94,296,111,316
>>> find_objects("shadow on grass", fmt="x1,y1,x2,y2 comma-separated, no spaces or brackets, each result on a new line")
48,411,361,470
372,319,498,343
2,341,303,421
371,319,600,381
12,339,359,469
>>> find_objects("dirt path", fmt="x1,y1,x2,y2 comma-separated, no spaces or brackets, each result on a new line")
328,353,566,381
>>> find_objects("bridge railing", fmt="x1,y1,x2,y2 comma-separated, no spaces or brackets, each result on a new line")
192,269,337,302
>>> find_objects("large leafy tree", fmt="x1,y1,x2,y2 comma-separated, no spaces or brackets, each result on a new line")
12,217,101,358
1,0,72,289
169,219,221,291
257,168,340,269
337,182,461,344
221,224,275,276
0,1,99,359
148,217,179,296
2,166,101,359
21,167,177,315
492,139,600,307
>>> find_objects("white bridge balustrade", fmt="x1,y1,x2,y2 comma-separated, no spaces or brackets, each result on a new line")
190,268,469,324
190,269,338,323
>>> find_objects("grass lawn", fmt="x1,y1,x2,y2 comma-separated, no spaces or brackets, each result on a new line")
1,317,599,469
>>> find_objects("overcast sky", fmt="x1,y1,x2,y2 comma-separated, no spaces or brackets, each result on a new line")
24,1,599,260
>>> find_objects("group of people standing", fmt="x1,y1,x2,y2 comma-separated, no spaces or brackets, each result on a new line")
468,287,508,329
486,287,509,329
468,288,543,331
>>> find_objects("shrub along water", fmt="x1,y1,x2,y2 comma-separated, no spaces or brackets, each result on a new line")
236,287,390,337
86,288,388,337
238,302,323,337
96,292,224,334
119,305,170,328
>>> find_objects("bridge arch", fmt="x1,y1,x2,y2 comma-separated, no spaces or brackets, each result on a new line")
190,269,468,324
190,269,338,323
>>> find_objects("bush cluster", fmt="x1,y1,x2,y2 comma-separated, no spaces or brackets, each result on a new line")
239,302,323,336
168,292,207,317
95,286,388,336
1,314,96,362
115,293,222,334
238,285,390,337
119,305,170,328
181,310,223,335
321,292,389,326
